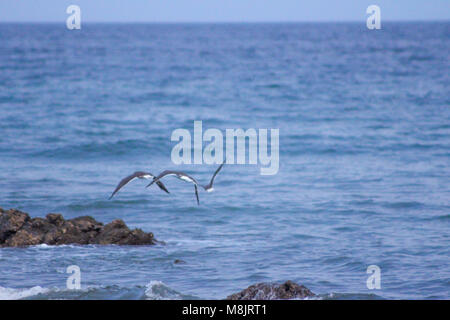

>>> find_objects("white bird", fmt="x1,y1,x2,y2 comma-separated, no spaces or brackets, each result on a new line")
146,164,224,205
109,171,169,200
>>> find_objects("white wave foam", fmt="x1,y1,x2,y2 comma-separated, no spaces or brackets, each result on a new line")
144,280,184,300
30,244,82,249
33,244,51,249
0,286,49,300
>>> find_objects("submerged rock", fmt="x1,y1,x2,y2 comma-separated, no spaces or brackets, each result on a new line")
174,259,186,264
226,281,315,300
0,207,157,247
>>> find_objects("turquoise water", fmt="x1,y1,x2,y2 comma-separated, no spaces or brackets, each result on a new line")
0,22,449,299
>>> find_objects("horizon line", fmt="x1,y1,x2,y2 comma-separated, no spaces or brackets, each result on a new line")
0,18,450,23
0,19,449,24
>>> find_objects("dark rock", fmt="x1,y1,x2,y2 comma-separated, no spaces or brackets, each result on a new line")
46,213,65,227
226,281,315,300
0,207,158,247
0,208,30,242
94,219,154,245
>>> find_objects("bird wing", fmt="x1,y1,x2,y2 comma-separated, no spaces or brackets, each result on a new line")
109,171,169,199
194,184,200,205
109,172,148,199
175,171,199,185
146,170,199,188
146,170,173,188
205,163,224,190
155,180,170,194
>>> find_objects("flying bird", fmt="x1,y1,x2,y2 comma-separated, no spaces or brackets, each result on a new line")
146,163,224,205
109,171,169,200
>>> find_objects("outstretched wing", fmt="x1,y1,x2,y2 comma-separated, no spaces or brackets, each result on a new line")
146,170,172,188
205,163,224,190
155,180,170,194
210,163,224,186
146,170,199,188
109,171,169,199
194,185,200,205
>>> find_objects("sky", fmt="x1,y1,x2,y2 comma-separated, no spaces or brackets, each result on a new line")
0,0,448,22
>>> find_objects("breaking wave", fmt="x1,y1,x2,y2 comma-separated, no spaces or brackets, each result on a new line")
0,282,382,300
0,281,198,300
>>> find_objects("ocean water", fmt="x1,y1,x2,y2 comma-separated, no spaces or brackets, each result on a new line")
0,22,449,300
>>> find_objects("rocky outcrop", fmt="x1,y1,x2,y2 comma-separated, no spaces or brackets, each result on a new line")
226,281,315,300
0,207,158,247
